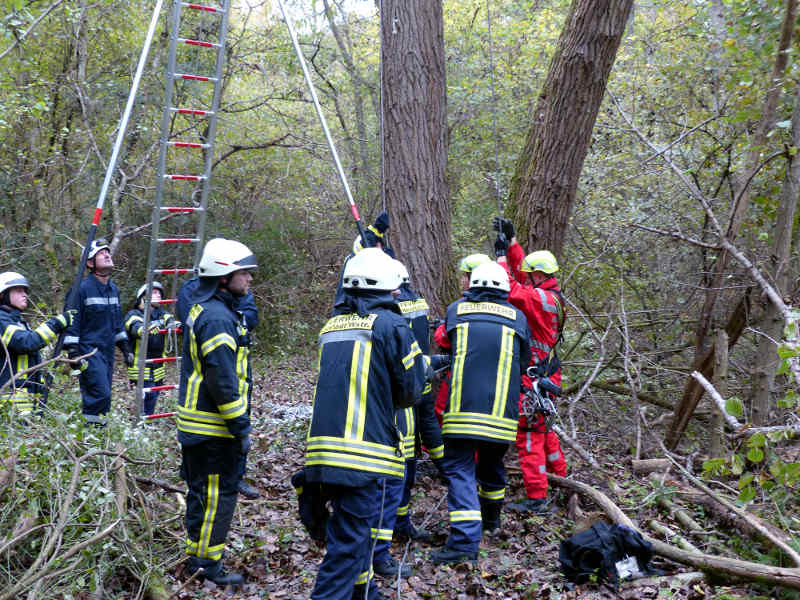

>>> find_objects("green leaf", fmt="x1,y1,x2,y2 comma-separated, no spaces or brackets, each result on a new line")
747,447,764,463
737,473,754,489
777,388,798,409
731,454,745,475
725,397,743,418
747,432,767,448
737,486,756,503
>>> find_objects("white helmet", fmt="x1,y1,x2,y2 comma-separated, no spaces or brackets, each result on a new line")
0,271,30,296
343,247,402,291
87,238,110,260
469,261,510,292
394,260,410,285
136,281,165,303
197,238,257,278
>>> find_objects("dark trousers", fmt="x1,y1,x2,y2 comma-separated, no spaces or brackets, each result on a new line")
394,458,417,535
181,438,240,561
130,377,160,415
79,348,113,421
439,438,509,553
312,480,381,600
372,471,405,565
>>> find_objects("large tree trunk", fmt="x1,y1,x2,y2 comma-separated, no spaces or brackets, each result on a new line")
750,84,800,424
507,0,633,257
380,0,456,315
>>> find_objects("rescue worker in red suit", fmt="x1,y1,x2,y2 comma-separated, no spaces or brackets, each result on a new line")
493,217,567,514
432,254,492,424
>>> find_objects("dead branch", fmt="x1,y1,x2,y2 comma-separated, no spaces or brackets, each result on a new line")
691,371,742,430
133,475,186,495
632,458,671,475
648,519,702,554
548,474,800,589
552,424,601,470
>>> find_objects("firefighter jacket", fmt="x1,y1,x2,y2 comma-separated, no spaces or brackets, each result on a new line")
305,290,428,487
442,288,531,443
177,289,251,446
396,283,444,459
502,241,565,384
124,307,169,382
63,274,127,357
0,306,66,413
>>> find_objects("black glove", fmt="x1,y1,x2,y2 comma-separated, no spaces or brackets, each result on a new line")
492,216,515,240
423,356,435,382
494,233,508,257
66,350,88,375
239,434,252,456
373,210,390,234
124,352,135,368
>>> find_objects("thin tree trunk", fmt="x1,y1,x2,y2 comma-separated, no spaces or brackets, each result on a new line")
380,0,456,314
507,0,633,257
750,83,800,424
711,329,727,457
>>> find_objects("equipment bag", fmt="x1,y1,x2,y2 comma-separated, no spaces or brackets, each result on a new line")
559,521,657,588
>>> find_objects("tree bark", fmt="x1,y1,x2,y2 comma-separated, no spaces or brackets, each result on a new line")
711,329,728,456
380,0,456,315
750,83,800,424
507,0,633,257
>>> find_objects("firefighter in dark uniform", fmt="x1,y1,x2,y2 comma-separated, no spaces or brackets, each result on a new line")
306,247,428,600
0,272,75,418
177,277,260,499
392,260,444,541
124,281,176,415
177,238,257,586
432,261,531,565
63,239,132,425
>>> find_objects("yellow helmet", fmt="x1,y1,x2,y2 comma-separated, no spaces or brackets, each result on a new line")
458,253,491,274
520,250,558,274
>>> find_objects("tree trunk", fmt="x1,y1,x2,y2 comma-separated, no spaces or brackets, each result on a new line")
750,83,800,424
380,0,456,315
711,329,727,457
507,0,633,257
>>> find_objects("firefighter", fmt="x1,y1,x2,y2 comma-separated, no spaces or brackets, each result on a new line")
432,261,531,565
493,217,568,514
124,282,175,415
432,253,492,423
305,247,428,600
177,238,257,587
63,239,131,426
176,276,260,499
0,272,75,418
392,260,444,544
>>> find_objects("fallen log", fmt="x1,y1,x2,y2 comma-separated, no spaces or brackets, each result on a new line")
548,474,800,590
632,458,671,475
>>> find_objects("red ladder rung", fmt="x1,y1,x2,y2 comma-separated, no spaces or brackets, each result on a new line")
168,141,210,149
157,238,199,244
164,174,205,181
156,327,183,334
183,3,221,13
146,357,179,364
143,384,177,393
173,73,217,82
153,268,194,274
171,108,215,117
151,297,179,304
178,37,219,49
161,206,203,213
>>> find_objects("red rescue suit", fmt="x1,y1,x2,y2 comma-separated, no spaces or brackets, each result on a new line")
501,241,567,499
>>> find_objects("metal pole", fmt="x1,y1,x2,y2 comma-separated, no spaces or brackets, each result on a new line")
275,0,368,244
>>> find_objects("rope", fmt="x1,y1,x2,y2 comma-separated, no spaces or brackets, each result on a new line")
378,0,387,214
486,0,503,218
366,478,387,600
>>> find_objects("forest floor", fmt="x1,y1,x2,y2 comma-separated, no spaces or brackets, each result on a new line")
131,355,786,600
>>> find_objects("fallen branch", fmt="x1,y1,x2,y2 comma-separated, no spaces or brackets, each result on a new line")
648,519,702,554
548,474,800,590
133,476,186,495
552,424,601,470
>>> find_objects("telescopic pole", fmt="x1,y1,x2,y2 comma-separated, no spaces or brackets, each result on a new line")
274,0,369,245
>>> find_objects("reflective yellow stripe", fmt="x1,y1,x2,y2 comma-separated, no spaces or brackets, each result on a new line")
371,528,393,541
478,485,505,500
401,340,421,370
449,323,468,413
492,326,514,417
396,504,409,516
34,323,56,344
442,412,518,442
1,324,23,346
450,510,481,522
355,568,373,585
199,474,219,559
201,332,236,356
345,340,371,440
427,444,444,460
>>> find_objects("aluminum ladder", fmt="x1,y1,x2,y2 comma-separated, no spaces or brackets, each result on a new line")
134,0,233,418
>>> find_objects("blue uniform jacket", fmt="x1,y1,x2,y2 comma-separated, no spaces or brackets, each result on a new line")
443,288,532,443
0,306,61,396
63,274,126,356
305,291,428,487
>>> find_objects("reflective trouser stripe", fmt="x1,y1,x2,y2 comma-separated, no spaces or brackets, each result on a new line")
370,528,392,541
396,504,409,517
547,451,562,462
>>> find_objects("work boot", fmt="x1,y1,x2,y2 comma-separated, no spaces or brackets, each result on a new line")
237,480,260,499
187,557,245,586
373,556,413,578
394,524,432,544
430,546,478,565
506,497,549,514
481,502,502,535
